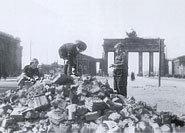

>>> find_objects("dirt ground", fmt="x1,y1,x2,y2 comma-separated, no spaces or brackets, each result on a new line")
99,76,185,116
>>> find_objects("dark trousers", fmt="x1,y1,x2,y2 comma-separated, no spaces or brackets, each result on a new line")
64,63,72,75
64,61,77,75
114,69,128,97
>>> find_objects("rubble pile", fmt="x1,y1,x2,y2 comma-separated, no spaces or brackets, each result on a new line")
0,75,185,133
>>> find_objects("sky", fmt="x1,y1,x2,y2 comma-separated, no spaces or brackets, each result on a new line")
0,0,185,70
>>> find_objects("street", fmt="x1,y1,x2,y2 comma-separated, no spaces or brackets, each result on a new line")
128,77,185,116
0,78,18,93
1,76,185,115
100,76,185,115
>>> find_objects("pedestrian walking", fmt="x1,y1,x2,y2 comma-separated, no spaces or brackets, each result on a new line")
131,72,135,81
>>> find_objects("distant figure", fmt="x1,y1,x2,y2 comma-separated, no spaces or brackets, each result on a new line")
17,58,42,89
58,40,87,76
3,71,7,80
131,72,135,81
110,42,128,97
98,69,103,76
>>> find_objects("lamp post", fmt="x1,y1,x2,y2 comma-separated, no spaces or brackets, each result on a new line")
158,39,161,87
30,40,32,62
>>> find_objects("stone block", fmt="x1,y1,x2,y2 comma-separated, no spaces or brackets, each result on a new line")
28,95,50,111
10,108,24,121
75,105,88,117
85,97,107,112
2,104,13,114
108,112,121,122
160,112,172,124
95,115,108,124
53,74,74,85
103,97,123,110
1,118,15,129
66,104,77,120
47,109,67,125
85,111,101,121
24,110,39,119
112,97,123,103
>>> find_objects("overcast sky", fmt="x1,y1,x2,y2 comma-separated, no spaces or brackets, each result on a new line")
0,0,185,68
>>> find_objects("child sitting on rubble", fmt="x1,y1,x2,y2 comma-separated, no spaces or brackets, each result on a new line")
17,58,43,89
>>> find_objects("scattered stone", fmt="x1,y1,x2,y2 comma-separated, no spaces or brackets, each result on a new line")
66,104,77,120
1,117,16,129
85,111,101,121
85,97,107,112
103,97,123,110
108,112,121,122
0,75,184,132
24,110,39,119
53,74,74,85
160,124,171,132
2,104,13,115
28,95,50,111
47,109,67,125
10,108,25,121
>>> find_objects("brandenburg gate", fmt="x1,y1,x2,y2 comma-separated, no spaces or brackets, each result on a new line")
102,36,166,76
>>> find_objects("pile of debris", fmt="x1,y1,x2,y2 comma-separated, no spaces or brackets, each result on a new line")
0,74,185,133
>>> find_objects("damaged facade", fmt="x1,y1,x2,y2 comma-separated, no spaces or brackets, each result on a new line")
76,54,103,76
0,32,22,76
172,55,185,78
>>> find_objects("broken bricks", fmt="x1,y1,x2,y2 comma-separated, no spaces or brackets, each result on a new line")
24,110,39,119
1,104,13,115
66,104,77,120
10,108,25,122
28,95,50,111
47,109,67,125
85,97,107,112
1,76,185,133
108,112,122,122
85,111,101,121
103,97,123,110
52,74,74,85
1,117,16,129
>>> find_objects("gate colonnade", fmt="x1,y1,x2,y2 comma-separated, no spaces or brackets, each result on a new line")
102,37,165,76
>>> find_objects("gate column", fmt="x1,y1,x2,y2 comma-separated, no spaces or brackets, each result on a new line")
103,51,108,76
138,52,143,76
149,52,154,77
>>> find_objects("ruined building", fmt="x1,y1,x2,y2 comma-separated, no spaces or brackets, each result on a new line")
0,32,22,76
